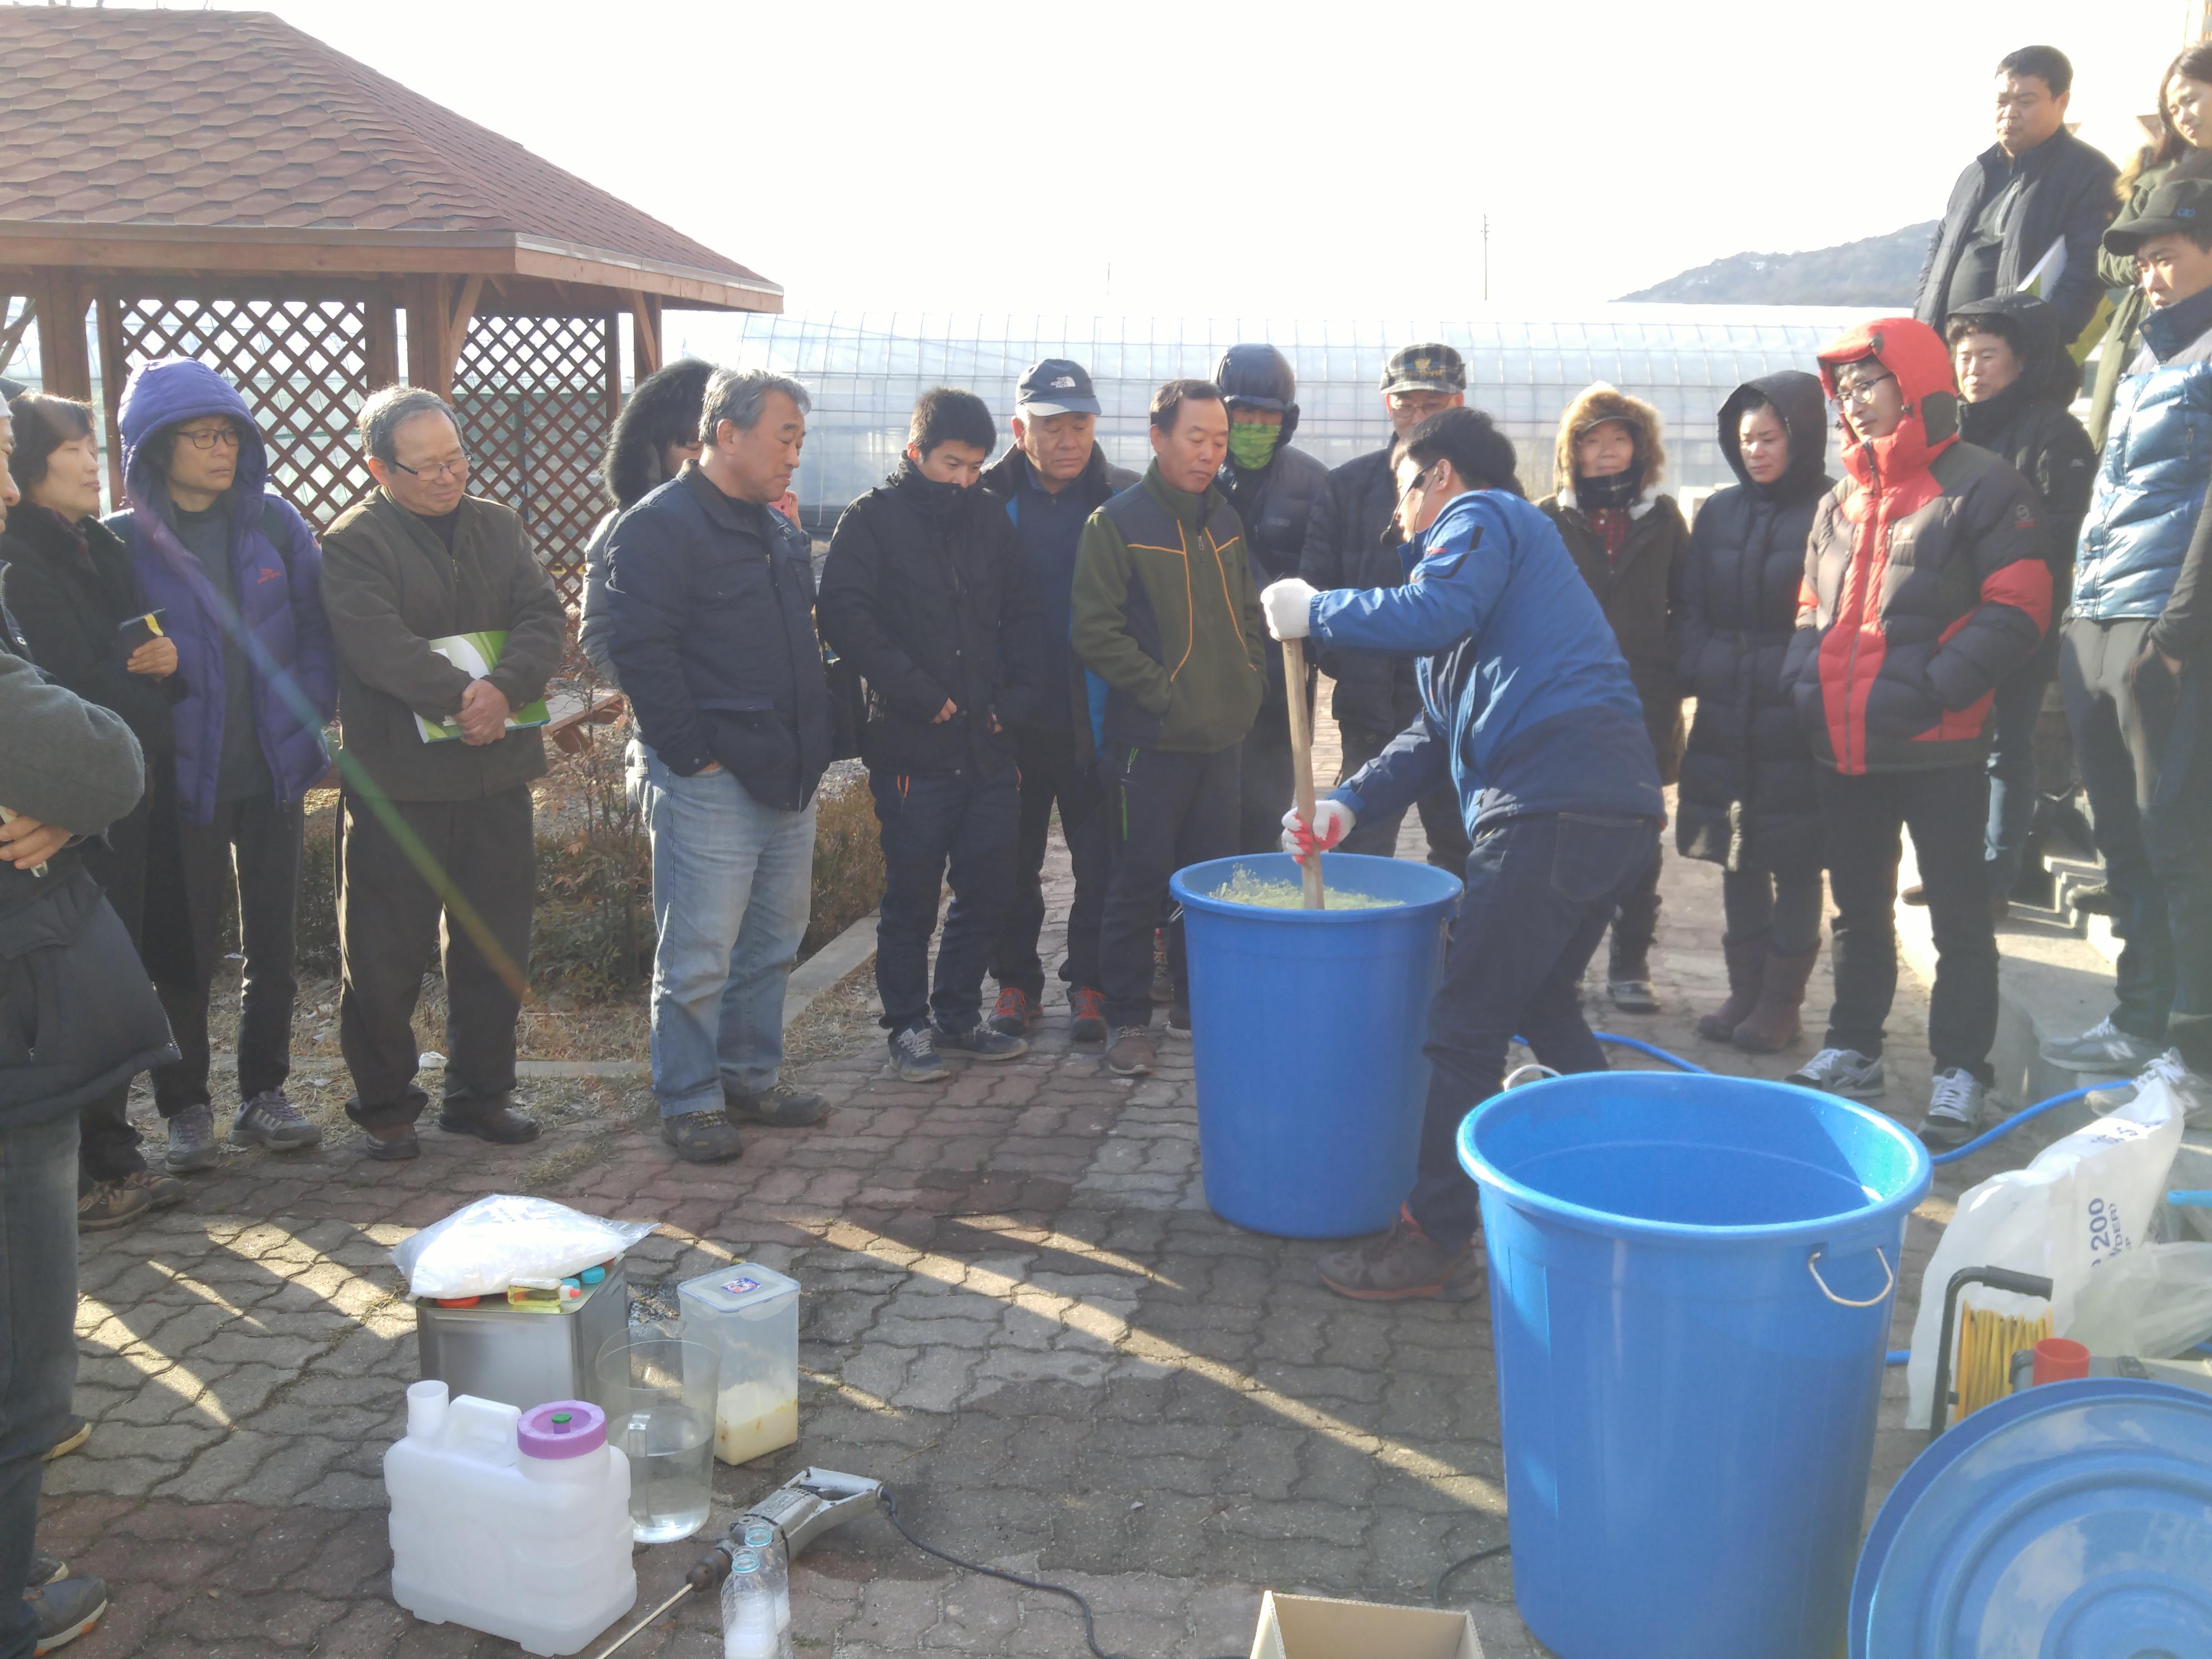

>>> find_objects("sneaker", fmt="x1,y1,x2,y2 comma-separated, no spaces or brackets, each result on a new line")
230,1088,323,1152
27,1575,105,1653
1317,1207,1486,1301
1105,1025,1156,1077
164,1103,219,1173
891,1026,949,1083
2040,1015,2167,1075
435,1103,540,1144
24,1548,67,1587
77,1178,155,1231
2088,1048,2212,1127
359,1122,421,1161
723,1080,827,1127
1784,1047,1886,1100
115,1168,187,1210
1917,1067,1988,1151
1606,977,1660,1014
661,1109,743,1164
988,987,1034,1037
1069,987,1108,1045
44,1416,88,1461
1901,884,1928,906
935,1023,1028,1062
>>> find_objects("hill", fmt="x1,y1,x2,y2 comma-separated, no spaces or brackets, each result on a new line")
1618,222,1937,306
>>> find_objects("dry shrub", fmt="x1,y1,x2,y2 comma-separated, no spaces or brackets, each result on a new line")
804,761,883,958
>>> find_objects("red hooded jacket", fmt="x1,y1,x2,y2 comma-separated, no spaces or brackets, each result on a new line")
1784,317,2050,776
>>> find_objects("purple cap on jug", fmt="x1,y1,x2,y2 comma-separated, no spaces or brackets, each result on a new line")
517,1400,606,1459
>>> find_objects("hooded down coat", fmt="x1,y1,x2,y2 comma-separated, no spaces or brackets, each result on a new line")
103,358,337,825
1783,318,2050,776
1541,384,1689,782
1676,371,1833,878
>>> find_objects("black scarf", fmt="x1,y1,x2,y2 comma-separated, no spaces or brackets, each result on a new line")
1575,464,1642,514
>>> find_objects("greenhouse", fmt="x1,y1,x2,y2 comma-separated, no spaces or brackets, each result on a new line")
667,308,1877,531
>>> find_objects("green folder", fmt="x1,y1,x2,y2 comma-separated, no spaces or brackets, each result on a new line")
415,631,551,743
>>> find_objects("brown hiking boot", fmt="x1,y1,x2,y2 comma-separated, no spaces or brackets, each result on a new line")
1105,1025,1156,1077
1317,1207,1486,1301
1697,933,1767,1042
1732,944,1821,1054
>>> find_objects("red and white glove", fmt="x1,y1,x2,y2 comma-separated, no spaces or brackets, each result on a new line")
1280,800,1354,863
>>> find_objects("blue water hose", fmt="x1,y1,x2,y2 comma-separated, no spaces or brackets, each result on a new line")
1561,1033,2142,1368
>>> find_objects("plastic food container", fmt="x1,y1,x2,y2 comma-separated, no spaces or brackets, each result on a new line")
676,1263,798,1466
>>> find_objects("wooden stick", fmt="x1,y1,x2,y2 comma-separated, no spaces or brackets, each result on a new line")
1281,637,1326,910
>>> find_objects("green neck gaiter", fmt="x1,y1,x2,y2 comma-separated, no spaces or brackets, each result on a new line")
1228,421,1281,472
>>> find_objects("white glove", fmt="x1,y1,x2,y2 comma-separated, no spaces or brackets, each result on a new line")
1280,799,1355,863
1260,577,1318,641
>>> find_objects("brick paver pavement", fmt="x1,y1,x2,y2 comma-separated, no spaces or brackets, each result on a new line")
38,699,2039,1658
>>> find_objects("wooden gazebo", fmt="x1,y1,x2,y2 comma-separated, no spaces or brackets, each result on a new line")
0,6,778,603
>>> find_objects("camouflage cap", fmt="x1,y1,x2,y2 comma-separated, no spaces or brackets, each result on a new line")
1379,343,1466,395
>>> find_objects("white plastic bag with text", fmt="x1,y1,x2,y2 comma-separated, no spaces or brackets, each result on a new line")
1905,1081,2183,1429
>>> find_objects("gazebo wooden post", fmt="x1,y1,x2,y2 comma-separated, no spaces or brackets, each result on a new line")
627,291,662,379
29,272,89,400
94,291,128,504
602,310,622,425
364,288,400,390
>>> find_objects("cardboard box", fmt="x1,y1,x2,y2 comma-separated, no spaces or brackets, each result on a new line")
1249,1591,1484,1659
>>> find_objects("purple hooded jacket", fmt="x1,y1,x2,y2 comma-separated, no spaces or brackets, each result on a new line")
104,359,338,825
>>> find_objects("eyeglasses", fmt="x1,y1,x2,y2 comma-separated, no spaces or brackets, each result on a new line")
1398,463,1436,502
176,425,242,451
388,451,470,481
1834,375,1896,408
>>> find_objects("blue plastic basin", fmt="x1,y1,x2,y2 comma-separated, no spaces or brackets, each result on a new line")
1458,1070,1932,1659
1172,852,1461,1238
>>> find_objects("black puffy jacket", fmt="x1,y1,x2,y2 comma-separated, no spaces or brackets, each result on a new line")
817,462,1045,780
1220,443,1328,723
1676,371,1833,880
1948,292,2097,668
1297,445,1421,736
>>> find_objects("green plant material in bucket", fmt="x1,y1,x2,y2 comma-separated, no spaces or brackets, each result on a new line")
1208,870,1401,911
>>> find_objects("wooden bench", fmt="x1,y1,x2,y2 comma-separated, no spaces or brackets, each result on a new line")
309,687,626,789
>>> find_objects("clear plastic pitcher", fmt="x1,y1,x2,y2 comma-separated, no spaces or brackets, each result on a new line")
594,1334,718,1543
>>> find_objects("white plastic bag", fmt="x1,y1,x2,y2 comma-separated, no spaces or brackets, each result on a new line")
1906,1080,2184,1428
391,1194,658,1299
2064,1241,2212,1359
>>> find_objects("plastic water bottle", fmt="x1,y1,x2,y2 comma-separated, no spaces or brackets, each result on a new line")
741,1521,792,1649
721,1551,777,1659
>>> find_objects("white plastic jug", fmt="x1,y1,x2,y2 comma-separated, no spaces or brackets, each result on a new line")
385,1381,637,1656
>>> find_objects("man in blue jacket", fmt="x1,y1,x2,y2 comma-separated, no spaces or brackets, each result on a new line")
1262,408,1663,1300
608,369,833,1163
2048,175,2212,1125
107,358,338,1175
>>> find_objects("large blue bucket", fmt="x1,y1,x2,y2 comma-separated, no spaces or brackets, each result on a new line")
1456,1072,1931,1659
1172,852,1461,1238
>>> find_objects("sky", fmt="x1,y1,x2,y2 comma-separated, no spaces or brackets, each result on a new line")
102,0,2198,318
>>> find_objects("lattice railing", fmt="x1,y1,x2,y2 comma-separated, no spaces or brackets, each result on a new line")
108,296,370,531
453,313,614,609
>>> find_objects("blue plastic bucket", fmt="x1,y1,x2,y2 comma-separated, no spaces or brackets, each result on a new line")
1456,1071,1932,1659
1172,852,1461,1238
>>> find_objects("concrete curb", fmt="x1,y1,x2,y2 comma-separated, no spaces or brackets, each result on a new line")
204,909,881,1082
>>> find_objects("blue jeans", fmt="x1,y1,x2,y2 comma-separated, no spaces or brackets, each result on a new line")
1406,812,1662,1245
871,768,1019,1038
1985,660,2048,899
637,746,816,1118
1,1112,78,1659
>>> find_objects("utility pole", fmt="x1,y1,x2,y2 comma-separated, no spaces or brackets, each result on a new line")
1482,215,1490,303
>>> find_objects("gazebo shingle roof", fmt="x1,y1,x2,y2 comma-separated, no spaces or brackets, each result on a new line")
0,6,774,300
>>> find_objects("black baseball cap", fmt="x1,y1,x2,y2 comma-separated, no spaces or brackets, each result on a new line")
2106,177,2212,255
1379,343,1466,395
1016,358,1101,417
